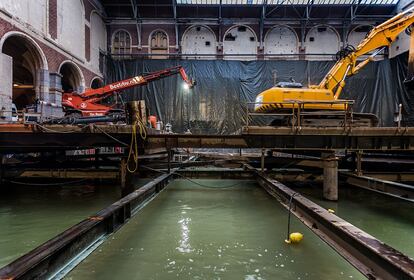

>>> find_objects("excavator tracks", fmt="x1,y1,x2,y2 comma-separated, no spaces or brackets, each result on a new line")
270,111,379,128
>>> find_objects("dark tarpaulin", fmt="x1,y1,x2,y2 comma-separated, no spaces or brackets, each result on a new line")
106,53,412,134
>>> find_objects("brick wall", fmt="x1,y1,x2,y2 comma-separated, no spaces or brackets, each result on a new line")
49,0,57,39
83,0,95,22
0,17,99,87
85,25,90,62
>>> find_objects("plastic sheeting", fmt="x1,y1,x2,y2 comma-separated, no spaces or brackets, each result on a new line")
106,53,412,134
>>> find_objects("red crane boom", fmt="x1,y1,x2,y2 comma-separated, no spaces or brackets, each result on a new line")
62,66,194,117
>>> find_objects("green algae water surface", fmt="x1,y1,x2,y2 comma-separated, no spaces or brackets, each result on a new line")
67,179,363,280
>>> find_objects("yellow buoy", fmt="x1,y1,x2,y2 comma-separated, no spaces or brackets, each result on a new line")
286,232,303,244
328,208,335,214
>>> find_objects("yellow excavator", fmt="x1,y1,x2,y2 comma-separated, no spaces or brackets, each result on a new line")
255,6,414,127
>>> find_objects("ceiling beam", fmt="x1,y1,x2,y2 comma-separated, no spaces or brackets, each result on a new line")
172,0,179,49
129,0,142,47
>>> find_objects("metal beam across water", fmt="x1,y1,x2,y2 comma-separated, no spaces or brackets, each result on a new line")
248,166,414,279
341,172,414,202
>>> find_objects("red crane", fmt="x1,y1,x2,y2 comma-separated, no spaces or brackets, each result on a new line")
62,66,194,117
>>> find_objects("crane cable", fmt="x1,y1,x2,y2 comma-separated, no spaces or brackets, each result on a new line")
126,118,147,173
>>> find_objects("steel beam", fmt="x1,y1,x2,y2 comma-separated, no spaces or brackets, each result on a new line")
175,168,254,179
408,23,414,79
172,0,179,50
360,172,414,182
105,16,392,24
248,166,414,279
0,172,175,280
1,125,414,152
341,172,414,202
129,0,142,48
16,170,119,179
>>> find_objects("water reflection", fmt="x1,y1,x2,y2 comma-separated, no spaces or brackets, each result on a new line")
176,204,193,253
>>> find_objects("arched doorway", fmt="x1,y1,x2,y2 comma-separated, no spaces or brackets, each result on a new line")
59,61,85,93
1,33,48,110
91,77,104,89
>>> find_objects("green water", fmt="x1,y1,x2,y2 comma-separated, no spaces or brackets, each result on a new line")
294,183,414,259
67,180,363,280
0,184,119,267
0,179,151,267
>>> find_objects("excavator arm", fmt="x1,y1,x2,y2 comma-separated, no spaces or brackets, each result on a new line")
318,6,414,99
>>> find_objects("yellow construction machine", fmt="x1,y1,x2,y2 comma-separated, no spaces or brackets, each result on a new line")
255,6,414,127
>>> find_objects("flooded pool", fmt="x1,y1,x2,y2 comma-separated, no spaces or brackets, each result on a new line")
67,179,363,280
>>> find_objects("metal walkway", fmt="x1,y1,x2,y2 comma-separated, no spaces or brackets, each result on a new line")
0,124,414,152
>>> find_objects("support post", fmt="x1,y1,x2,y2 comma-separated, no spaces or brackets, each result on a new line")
261,148,265,172
356,150,363,176
322,152,338,201
120,158,133,197
167,149,171,173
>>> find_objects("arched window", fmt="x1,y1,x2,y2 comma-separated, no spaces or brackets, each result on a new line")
223,25,257,61
264,25,298,60
112,30,131,59
150,30,168,59
150,30,168,50
182,25,217,59
305,25,340,61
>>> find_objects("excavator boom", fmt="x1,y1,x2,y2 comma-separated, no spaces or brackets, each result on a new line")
319,5,414,97
254,6,414,127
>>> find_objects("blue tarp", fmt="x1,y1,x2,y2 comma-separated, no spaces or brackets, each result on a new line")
106,52,412,134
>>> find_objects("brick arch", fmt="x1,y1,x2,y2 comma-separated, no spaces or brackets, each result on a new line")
0,31,48,70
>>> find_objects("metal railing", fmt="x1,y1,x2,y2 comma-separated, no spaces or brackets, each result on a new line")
245,99,355,129
109,52,387,60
